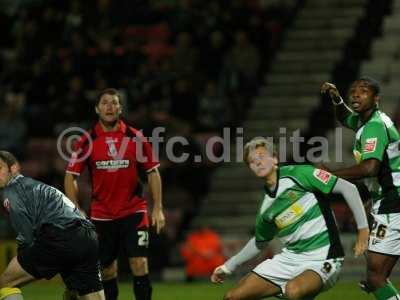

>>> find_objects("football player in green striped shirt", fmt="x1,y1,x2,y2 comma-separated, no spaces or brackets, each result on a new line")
210,137,369,300
322,77,400,300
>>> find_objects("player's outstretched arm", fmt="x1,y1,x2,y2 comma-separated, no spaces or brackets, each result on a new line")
211,237,266,283
321,82,353,125
331,158,380,181
331,178,369,257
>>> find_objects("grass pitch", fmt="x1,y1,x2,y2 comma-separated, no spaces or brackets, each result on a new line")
21,280,381,299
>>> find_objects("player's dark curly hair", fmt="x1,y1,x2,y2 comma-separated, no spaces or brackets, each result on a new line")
95,88,122,106
0,151,19,168
354,76,381,96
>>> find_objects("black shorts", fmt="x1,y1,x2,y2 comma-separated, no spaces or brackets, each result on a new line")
93,212,149,268
17,221,102,296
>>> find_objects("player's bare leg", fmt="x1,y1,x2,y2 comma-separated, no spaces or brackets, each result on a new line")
284,270,322,300
101,260,118,300
129,257,148,276
78,290,105,300
365,251,399,299
129,257,152,300
102,260,118,280
223,272,281,300
0,256,36,299
0,257,35,288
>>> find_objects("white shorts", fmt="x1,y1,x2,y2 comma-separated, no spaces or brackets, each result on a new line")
369,213,400,256
252,247,343,295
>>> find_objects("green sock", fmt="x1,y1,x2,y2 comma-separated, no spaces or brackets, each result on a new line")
373,282,400,300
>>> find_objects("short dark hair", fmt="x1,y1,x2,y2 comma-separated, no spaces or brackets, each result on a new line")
95,88,121,106
355,76,381,96
0,151,18,168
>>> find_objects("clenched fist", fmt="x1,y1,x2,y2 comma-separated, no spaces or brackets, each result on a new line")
321,82,343,104
210,265,232,284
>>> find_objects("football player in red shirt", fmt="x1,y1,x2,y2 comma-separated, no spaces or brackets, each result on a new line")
64,88,164,300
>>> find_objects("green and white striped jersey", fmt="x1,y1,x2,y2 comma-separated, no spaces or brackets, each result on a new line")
255,165,344,258
344,109,400,213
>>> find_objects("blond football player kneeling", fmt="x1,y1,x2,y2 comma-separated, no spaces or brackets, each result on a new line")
211,137,369,300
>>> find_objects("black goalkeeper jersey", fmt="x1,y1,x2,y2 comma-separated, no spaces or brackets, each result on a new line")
1,175,90,248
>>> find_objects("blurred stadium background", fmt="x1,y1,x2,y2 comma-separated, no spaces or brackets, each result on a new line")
1,0,400,298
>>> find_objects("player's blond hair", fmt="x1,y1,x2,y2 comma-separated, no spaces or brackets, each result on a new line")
243,137,276,165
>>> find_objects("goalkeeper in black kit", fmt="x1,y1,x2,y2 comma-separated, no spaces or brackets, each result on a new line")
0,151,105,300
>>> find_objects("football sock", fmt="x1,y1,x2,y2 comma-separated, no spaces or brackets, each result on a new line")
102,278,119,300
0,287,23,300
133,274,152,300
359,280,373,293
373,281,400,300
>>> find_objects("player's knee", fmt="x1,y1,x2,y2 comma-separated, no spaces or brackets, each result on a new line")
367,261,387,289
284,282,302,300
102,261,118,280
129,257,148,276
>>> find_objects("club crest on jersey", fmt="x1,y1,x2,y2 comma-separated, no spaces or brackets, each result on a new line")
106,138,118,158
3,198,10,212
364,138,377,153
313,169,331,184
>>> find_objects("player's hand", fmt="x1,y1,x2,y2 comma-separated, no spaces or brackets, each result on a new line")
321,82,341,100
211,265,232,284
354,227,369,257
151,207,165,234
